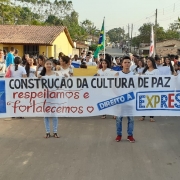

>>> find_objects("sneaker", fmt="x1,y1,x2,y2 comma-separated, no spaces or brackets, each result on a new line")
115,135,122,142
127,136,135,143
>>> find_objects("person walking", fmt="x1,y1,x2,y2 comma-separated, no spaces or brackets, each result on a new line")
139,57,160,122
59,56,73,77
6,47,15,68
38,59,59,138
133,58,145,74
115,56,135,143
0,49,6,77
25,55,37,78
10,57,27,78
97,59,112,119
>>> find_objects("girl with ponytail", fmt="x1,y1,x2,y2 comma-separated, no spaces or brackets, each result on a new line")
10,57,27,78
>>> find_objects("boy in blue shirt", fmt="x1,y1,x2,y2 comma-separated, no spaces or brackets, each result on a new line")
6,47,15,67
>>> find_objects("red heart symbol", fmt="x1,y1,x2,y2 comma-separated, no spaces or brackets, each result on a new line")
71,106,78,113
19,105,26,112
66,92,73,98
87,106,94,113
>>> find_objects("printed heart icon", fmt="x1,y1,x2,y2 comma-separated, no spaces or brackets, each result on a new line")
66,92,73,98
71,106,78,113
87,106,94,113
19,105,27,112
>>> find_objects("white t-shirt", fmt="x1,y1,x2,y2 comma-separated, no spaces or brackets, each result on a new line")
177,70,180,74
37,66,43,71
0,61,6,75
130,64,137,72
97,68,112,76
119,71,134,76
10,65,26,78
29,66,36,77
156,64,163,68
137,67,144,74
144,69,160,75
86,62,97,66
58,67,73,77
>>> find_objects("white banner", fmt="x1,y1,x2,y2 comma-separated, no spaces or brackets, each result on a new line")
0,75,180,117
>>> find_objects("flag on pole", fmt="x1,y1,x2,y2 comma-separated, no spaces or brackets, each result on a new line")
94,19,105,58
149,25,155,57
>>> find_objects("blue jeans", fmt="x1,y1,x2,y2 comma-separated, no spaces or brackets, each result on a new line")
44,117,58,133
116,116,134,136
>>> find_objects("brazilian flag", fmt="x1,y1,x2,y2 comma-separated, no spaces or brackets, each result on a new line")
94,20,105,58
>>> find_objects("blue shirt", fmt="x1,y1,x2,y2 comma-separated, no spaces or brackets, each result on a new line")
6,53,14,67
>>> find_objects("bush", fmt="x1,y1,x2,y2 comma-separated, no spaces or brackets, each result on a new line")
89,44,97,52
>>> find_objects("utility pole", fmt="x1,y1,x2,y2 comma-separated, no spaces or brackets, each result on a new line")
155,9,157,54
128,24,130,50
130,24,133,53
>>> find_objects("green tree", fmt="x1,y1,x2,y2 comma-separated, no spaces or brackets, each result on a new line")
107,27,124,42
81,19,98,36
165,29,179,40
169,17,180,31
89,44,97,52
131,36,141,47
138,23,166,43
45,15,63,25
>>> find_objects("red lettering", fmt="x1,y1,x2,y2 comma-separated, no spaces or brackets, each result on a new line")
83,92,89,99
12,100,21,113
36,106,43,112
25,92,30,99
74,92,79,99
18,92,23,98
78,106,83,114
38,92,43,98
168,94,174,108
13,92,18,99
51,106,56,113
56,107,62,113
45,106,51,113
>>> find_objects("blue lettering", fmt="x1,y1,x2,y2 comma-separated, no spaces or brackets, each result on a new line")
161,95,168,108
174,93,180,108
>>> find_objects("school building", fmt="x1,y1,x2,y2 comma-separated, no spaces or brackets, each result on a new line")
0,25,75,58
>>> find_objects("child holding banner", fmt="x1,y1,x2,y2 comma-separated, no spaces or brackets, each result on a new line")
140,57,160,122
38,59,60,138
97,59,112,119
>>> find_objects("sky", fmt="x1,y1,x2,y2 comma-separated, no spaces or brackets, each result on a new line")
72,0,180,36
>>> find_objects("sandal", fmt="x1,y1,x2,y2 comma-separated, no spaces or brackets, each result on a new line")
53,133,60,138
150,118,155,122
45,133,51,138
139,117,145,121
101,115,106,119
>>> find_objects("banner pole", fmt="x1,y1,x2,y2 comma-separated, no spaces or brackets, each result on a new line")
104,17,106,57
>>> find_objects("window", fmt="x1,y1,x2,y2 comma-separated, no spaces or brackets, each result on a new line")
24,45,39,56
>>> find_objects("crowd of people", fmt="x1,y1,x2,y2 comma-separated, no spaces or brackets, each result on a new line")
0,47,180,142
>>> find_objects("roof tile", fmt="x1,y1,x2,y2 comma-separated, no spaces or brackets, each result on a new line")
0,25,74,47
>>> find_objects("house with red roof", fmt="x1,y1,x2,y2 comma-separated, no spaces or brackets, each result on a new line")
0,25,75,58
